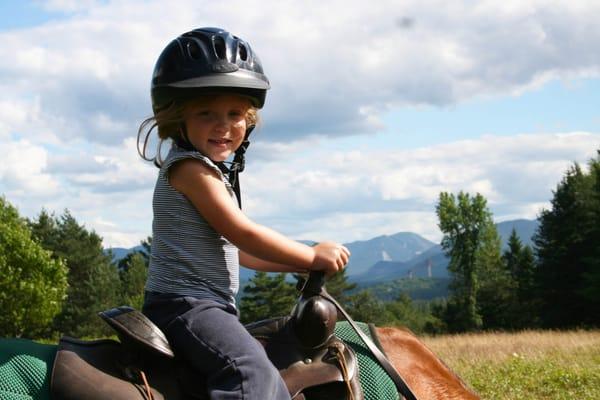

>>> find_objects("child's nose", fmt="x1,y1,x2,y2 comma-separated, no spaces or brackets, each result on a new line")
214,114,229,130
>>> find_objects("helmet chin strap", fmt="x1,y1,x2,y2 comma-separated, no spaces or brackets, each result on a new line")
175,124,254,209
225,125,254,209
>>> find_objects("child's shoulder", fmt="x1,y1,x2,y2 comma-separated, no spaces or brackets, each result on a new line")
163,145,229,186
164,145,219,173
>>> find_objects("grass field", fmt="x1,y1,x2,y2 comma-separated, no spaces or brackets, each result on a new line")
421,330,600,400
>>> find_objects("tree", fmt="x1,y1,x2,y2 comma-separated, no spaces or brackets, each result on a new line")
384,293,433,333
436,191,500,331
0,198,67,338
346,290,393,326
29,210,121,337
324,269,357,305
239,272,297,324
501,229,538,329
534,152,600,327
117,238,151,310
475,221,513,329
119,252,148,310
579,154,600,320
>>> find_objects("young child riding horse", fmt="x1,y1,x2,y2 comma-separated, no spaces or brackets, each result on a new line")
137,27,351,400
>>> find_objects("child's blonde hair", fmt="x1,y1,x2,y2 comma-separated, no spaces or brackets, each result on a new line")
137,96,259,166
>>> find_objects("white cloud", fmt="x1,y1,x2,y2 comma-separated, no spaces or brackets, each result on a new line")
1,1,600,247
1,0,600,146
0,138,59,198
243,131,600,243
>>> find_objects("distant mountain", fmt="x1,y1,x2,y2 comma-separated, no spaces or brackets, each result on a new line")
104,245,145,263
496,219,538,248
354,245,449,283
353,219,539,284
343,232,437,277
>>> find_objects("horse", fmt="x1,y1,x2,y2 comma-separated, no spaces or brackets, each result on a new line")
0,272,479,400
375,326,479,399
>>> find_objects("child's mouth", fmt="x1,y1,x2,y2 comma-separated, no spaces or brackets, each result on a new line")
209,139,231,146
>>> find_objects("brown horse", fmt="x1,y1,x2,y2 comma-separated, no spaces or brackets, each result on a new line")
377,326,480,400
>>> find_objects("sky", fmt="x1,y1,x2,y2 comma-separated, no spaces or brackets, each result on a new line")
0,0,599,248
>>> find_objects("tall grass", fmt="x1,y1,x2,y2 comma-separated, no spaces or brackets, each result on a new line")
421,330,600,400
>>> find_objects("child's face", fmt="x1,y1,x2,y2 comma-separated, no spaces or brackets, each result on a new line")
183,95,251,162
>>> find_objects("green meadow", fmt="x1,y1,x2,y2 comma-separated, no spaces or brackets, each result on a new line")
422,330,600,400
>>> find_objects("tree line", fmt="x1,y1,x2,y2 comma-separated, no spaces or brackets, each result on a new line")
0,150,598,338
0,204,149,338
433,150,600,332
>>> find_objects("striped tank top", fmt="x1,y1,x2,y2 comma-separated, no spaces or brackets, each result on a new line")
145,143,240,305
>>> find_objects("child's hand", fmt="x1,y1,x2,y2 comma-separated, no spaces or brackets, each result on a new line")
311,241,351,276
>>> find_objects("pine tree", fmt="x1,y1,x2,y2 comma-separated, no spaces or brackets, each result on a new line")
474,221,512,329
579,154,600,320
239,272,297,324
533,155,599,327
29,210,121,337
0,198,68,338
504,229,524,279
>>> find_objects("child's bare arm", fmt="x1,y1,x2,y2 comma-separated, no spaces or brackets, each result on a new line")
170,159,350,274
239,250,308,273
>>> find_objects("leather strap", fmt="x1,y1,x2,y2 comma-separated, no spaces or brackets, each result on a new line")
320,290,418,400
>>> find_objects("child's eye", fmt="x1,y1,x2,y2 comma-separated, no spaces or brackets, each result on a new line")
196,111,215,120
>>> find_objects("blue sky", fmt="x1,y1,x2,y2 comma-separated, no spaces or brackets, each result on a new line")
0,0,599,247
0,1,52,29
328,78,600,151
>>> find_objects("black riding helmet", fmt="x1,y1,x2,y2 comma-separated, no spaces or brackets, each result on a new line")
151,27,270,113
150,27,269,209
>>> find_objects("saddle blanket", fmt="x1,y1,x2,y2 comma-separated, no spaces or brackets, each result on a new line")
0,338,56,400
334,321,399,400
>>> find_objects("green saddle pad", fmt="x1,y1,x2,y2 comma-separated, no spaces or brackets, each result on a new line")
334,321,399,400
0,338,56,400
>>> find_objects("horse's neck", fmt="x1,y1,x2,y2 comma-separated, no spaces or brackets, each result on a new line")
376,327,480,400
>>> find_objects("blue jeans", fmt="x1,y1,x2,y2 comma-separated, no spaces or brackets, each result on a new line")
143,292,290,400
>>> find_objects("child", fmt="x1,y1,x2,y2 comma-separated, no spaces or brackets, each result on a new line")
138,27,350,400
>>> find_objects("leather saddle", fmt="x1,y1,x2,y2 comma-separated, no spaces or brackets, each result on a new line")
51,275,363,400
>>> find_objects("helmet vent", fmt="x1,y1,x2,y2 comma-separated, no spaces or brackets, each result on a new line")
213,36,226,59
187,41,201,60
238,43,248,61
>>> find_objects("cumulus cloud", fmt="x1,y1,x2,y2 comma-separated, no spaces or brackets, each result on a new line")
1,0,600,146
1,1,600,246
243,132,600,243
0,138,59,199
